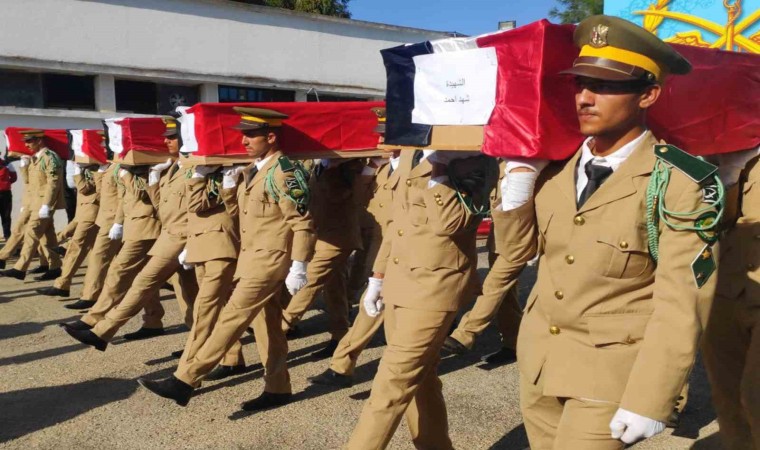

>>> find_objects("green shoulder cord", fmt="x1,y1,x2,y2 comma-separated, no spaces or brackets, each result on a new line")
39,149,61,175
445,158,493,218
83,167,94,184
265,157,311,215
645,146,725,263
206,171,222,200
113,163,126,189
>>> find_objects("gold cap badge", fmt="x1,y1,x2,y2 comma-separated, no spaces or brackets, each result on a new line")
590,24,609,48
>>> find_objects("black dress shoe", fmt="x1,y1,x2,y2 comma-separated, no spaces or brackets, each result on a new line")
481,347,517,365
64,326,107,351
34,268,61,281
0,259,5,269
123,327,165,341
61,319,93,330
37,286,70,297
240,391,292,412
54,246,67,256
311,339,339,359
308,368,353,388
666,409,681,429
170,349,184,359
285,325,301,339
65,299,96,310
442,336,468,355
29,265,50,274
138,376,193,407
0,268,25,280
205,364,246,381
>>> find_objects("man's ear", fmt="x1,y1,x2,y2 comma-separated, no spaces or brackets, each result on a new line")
639,84,661,110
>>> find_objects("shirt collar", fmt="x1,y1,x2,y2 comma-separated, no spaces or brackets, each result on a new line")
34,148,47,159
255,154,273,171
579,130,648,172
389,155,401,171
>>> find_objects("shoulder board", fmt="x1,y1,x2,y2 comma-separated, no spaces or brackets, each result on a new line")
277,156,295,173
654,144,717,184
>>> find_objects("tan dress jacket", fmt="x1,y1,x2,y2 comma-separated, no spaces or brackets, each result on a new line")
119,170,161,242
511,132,718,421
184,175,239,264
373,151,482,312
95,165,120,229
73,170,100,224
28,148,65,217
220,151,316,280
147,162,189,258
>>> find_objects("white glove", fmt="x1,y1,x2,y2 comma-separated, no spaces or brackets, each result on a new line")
119,169,129,178
501,158,549,211
285,260,308,295
73,164,83,176
98,164,110,173
363,277,384,317
178,248,193,270
609,408,666,444
717,147,760,187
19,156,31,168
108,223,123,241
370,157,388,168
19,207,24,213
149,158,173,186
222,166,245,189
38,204,50,219
191,165,219,179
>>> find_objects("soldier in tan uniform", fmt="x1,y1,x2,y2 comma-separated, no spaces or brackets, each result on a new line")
280,157,364,356
138,107,316,411
0,155,55,270
64,163,123,311
497,16,721,449
63,119,198,349
346,150,493,449
37,163,100,297
1,130,64,280
703,148,760,450
174,164,245,378
443,159,523,365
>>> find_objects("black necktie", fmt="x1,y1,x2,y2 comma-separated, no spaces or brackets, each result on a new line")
412,150,423,168
577,160,613,208
246,166,259,185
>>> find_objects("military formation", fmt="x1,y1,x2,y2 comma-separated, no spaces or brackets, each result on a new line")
0,15,758,450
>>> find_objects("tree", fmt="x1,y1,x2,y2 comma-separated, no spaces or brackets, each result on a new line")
549,0,604,24
236,0,352,18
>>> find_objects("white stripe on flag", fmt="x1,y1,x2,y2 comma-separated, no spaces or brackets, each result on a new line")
177,106,198,154
69,130,85,158
104,119,124,156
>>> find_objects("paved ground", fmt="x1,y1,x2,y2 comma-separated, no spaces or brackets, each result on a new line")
0,244,723,449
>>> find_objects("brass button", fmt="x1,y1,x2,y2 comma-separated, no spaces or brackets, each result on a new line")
393,257,399,264
619,241,629,249
565,255,574,264
554,290,564,300
436,200,443,206
574,215,585,226
549,326,560,335
397,229,404,236
406,180,412,186
434,193,441,199
244,210,248,214
242,229,246,233
379,203,384,207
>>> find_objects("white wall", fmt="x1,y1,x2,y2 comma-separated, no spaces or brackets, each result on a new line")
0,0,451,95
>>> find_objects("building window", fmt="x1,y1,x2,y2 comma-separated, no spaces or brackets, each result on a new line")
116,80,199,114
218,85,295,103
42,73,96,110
307,92,369,102
0,69,95,110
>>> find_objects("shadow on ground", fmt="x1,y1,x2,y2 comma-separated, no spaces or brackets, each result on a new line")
0,377,137,443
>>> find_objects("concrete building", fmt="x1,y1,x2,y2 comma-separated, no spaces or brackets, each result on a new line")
0,0,452,227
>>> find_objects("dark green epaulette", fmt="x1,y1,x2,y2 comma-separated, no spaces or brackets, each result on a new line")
654,145,717,184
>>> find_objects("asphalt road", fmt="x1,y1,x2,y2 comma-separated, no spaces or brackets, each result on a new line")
0,244,723,449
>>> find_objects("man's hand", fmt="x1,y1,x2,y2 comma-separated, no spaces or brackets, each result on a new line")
148,158,173,186
108,223,123,241
73,164,83,176
222,166,245,189
178,248,193,270
717,146,760,187
500,158,549,211
98,164,110,173
363,277,384,317
609,408,666,444
38,204,50,219
191,165,220,179
19,156,31,168
285,261,308,295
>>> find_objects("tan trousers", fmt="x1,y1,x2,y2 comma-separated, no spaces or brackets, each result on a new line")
53,221,98,290
282,246,352,340
0,207,31,259
450,255,522,350
81,239,159,327
330,287,384,376
56,220,78,243
703,294,760,450
92,256,198,341
521,373,624,450
80,228,122,301
347,304,457,450
168,271,197,329
14,217,60,271
180,259,243,368
175,276,291,394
